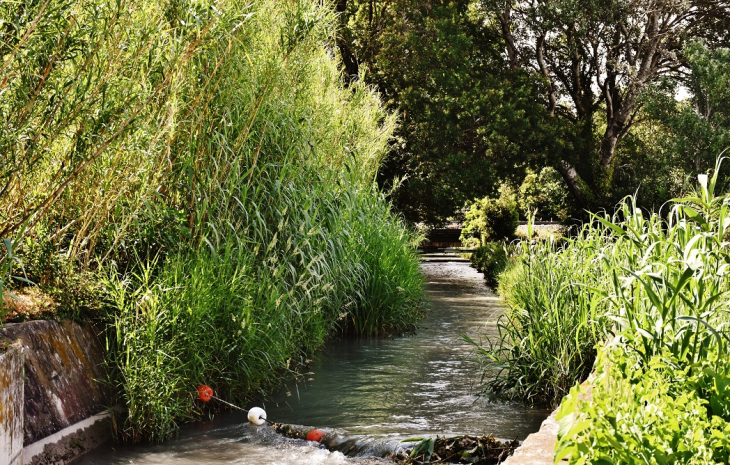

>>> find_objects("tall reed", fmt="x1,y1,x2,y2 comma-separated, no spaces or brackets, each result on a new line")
475,159,730,407
2,0,424,442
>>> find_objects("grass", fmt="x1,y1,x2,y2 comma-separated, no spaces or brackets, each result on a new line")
471,226,610,406
470,159,730,461
1,0,424,442
473,159,730,408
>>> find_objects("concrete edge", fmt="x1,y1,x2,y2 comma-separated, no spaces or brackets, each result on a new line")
501,410,561,465
23,411,111,465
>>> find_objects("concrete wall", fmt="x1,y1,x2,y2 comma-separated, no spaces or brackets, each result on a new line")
0,320,111,465
0,346,24,465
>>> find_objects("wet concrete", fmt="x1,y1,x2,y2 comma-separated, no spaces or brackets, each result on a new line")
0,320,109,445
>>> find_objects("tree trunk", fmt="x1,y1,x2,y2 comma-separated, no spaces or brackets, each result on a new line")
557,160,590,210
335,0,360,83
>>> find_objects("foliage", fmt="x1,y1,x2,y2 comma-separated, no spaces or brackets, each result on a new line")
471,159,730,459
105,183,424,442
517,168,574,222
473,160,730,411
477,0,730,210
461,186,519,246
0,235,33,317
335,1,730,224
556,344,730,464
336,0,550,224
472,232,607,405
1,0,425,442
644,40,730,194
470,242,509,289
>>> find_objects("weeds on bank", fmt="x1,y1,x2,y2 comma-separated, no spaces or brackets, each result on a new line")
471,159,730,461
555,160,730,463
1,0,424,442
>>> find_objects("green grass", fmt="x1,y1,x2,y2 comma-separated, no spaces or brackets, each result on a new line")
472,227,609,406
470,160,730,461
1,0,424,442
474,160,730,408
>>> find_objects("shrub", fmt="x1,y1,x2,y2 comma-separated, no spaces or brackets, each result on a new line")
461,185,519,246
517,167,574,222
470,242,509,288
556,344,730,464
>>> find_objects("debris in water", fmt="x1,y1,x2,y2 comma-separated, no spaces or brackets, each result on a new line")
392,435,519,464
271,423,518,463
271,423,309,440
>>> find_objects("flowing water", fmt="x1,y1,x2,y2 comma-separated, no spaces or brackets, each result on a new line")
77,253,549,464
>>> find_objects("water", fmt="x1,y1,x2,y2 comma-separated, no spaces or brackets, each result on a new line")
77,254,549,464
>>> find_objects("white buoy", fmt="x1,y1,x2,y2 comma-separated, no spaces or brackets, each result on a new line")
248,407,267,425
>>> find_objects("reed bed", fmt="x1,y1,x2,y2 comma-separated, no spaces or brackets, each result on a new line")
1,0,424,441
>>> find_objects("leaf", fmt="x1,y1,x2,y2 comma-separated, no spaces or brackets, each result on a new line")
592,215,626,237
682,206,709,230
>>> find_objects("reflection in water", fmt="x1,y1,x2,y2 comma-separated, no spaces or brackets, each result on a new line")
77,254,549,464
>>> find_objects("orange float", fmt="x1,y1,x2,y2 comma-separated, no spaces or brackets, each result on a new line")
305,429,326,442
197,385,214,402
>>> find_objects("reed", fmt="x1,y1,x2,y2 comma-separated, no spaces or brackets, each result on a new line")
555,160,730,463
2,0,424,441
474,159,730,407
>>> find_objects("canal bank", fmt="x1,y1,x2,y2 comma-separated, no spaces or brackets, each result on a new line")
0,320,111,465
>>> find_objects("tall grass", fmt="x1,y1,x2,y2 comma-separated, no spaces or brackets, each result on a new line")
474,224,611,405
2,0,424,441
554,163,730,462
474,159,730,408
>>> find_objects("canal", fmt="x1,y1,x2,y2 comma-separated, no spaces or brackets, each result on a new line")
77,253,548,464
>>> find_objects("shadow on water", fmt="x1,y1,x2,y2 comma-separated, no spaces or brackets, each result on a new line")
76,253,549,464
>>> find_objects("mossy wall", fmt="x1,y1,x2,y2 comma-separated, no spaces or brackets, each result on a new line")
0,321,108,446
0,346,23,465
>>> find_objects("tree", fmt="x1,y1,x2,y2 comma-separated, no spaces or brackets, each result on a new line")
645,41,730,179
337,0,552,224
481,0,730,209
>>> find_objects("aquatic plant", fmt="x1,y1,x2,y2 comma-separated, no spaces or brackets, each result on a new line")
471,159,730,460
475,159,730,407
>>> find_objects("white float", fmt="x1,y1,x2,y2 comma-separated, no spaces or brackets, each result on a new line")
247,407,267,425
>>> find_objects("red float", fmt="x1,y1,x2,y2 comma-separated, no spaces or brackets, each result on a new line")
305,429,326,442
197,385,214,402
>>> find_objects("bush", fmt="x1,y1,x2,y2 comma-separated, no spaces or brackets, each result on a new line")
517,167,574,222
470,242,509,288
556,344,730,464
461,185,519,246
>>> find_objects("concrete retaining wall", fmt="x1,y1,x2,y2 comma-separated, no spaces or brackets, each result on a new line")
0,320,111,465
502,410,562,465
0,346,24,465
